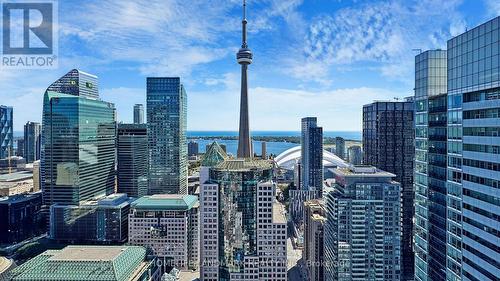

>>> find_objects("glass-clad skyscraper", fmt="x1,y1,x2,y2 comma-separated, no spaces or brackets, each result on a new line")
301,117,323,192
46,69,99,99
41,70,116,207
414,50,448,281
133,104,144,124
117,123,148,198
0,105,13,159
147,77,187,195
363,99,415,280
445,17,500,281
24,121,41,163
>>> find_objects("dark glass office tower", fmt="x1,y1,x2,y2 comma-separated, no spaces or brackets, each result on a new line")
335,137,345,160
0,105,13,159
24,121,41,163
41,70,116,206
117,123,148,198
147,77,187,195
445,17,500,281
413,50,448,281
301,117,323,193
362,99,415,281
133,104,144,124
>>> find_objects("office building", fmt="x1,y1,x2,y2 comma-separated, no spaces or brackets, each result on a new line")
413,49,448,281
188,141,199,156
200,159,287,281
303,199,326,281
261,141,267,159
335,137,345,160
0,171,34,197
0,105,13,159
16,139,24,157
363,99,415,280
33,160,40,192
301,117,323,192
41,69,116,207
147,77,187,195
324,166,401,281
347,145,362,165
9,245,161,281
23,121,41,163
50,194,133,243
117,123,148,198
444,17,500,281
134,104,144,124
128,194,199,270
0,192,44,244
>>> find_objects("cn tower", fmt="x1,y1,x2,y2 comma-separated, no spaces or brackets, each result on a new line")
236,0,253,158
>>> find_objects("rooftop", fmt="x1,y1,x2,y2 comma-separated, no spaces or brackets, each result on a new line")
0,171,32,182
214,158,273,171
334,165,396,178
131,194,199,211
9,245,148,281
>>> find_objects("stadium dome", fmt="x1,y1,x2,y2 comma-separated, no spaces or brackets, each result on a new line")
274,146,349,170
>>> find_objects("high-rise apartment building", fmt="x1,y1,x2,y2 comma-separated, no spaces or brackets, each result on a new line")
41,69,116,207
0,105,13,159
324,166,401,281
301,117,323,192
347,145,362,165
444,17,500,281
188,141,199,156
147,77,187,195
335,137,345,160
363,99,415,280
23,121,41,163
128,194,199,270
303,199,326,281
413,49,448,281
200,159,287,281
16,139,24,157
133,104,144,124
117,123,148,198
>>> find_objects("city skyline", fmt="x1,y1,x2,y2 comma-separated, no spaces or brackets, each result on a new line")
2,0,498,132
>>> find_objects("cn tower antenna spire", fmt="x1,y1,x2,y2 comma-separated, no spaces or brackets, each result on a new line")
236,0,253,158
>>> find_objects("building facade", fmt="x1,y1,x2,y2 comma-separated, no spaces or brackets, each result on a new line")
303,199,325,281
301,117,323,192
200,159,287,281
0,192,44,244
0,105,13,160
24,121,41,163
335,137,345,160
444,17,500,281
128,194,199,270
117,123,148,198
50,194,132,243
324,166,401,281
188,141,199,156
134,104,144,124
147,77,188,195
41,70,116,207
347,145,362,165
363,99,415,280
413,50,448,281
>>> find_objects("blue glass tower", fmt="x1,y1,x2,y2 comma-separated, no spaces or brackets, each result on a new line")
0,105,13,159
147,77,187,195
24,121,41,163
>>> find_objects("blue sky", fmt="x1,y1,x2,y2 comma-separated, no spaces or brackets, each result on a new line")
1,0,499,131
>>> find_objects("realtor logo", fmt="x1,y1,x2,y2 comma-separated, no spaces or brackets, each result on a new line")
1,1,58,68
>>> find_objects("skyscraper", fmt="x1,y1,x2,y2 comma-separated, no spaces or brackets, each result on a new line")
133,104,144,124
301,117,323,192
147,77,187,195
413,49,448,281
444,17,500,281
335,137,345,160
324,166,401,281
0,105,13,159
41,69,116,207
188,141,199,156
117,123,148,198
23,121,41,163
363,99,415,280
236,0,253,158
303,199,325,281
347,145,362,165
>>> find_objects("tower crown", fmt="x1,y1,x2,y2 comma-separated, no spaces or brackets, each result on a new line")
237,0,252,65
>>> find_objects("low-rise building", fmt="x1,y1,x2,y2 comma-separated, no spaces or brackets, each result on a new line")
0,192,44,244
0,171,34,197
8,245,160,281
128,194,199,271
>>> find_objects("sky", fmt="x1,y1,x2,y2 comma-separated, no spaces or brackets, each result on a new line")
1,0,499,132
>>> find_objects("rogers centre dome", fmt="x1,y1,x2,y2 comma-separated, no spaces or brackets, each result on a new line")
274,146,349,170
